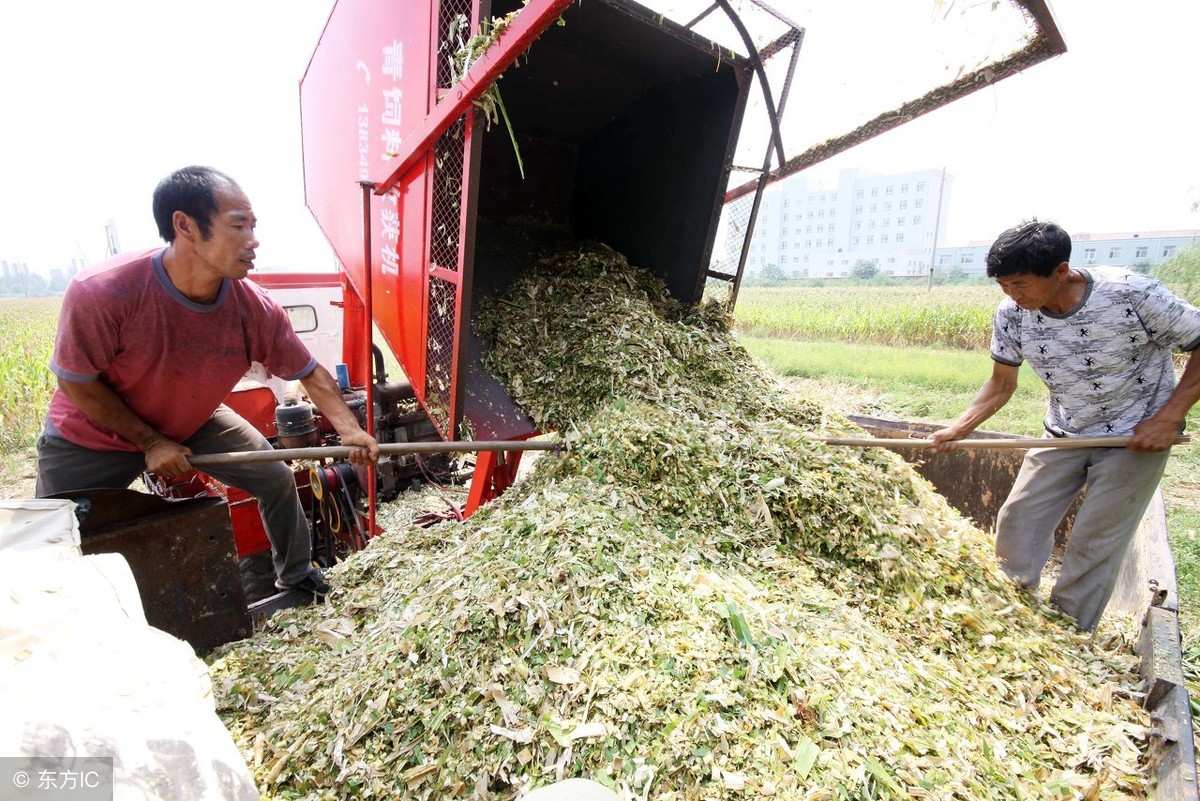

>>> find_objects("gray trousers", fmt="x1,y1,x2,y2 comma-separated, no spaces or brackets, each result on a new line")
995,445,1169,632
35,406,314,586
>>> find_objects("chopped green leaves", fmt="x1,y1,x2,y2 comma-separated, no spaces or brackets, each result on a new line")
210,244,1150,799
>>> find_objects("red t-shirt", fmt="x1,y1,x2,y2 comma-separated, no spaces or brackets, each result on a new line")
48,248,317,451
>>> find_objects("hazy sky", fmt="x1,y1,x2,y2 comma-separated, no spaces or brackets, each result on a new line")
801,0,1200,245
0,0,1196,274
0,0,337,273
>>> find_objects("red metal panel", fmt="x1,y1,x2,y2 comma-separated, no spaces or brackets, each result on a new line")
225,487,272,559
378,157,431,395
224,385,278,438
463,449,523,518
250,272,342,290
223,477,316,559
303,0,570,441
339,272,370,387
300,0,433,392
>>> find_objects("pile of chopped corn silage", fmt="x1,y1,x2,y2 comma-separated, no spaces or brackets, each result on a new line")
210,244,1151,800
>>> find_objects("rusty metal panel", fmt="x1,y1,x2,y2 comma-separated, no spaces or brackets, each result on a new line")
847,415,1079,546
1140,614,1200,800
68,489,252,653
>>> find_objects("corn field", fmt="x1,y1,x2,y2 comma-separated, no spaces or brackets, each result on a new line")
0,298,60,454
734,285,998,350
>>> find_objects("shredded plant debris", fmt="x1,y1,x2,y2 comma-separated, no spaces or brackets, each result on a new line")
211,244,1151,800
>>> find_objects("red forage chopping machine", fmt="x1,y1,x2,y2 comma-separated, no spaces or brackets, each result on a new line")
299,0,1065,515
301,0,767,514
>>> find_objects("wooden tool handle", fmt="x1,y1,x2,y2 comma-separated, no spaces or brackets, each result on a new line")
819,435,1190,451
188,439,560,467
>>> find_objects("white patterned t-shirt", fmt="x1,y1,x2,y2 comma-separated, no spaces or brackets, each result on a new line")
990,266,1200,437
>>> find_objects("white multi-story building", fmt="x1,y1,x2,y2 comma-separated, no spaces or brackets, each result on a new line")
936,230,1200,278
741,167,953,279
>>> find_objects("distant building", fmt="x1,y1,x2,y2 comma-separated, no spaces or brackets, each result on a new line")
936,230,1200,278
741,167,953,279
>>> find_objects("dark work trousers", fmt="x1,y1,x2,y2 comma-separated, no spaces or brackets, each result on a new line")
35,405,314,586
994,444,1169,632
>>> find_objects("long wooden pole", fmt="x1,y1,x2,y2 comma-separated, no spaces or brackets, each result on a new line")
819,435,1190,451
188,439,561,468
184,433,1188,468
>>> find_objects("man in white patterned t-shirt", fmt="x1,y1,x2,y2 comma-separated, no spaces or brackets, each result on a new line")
929,220,1200,631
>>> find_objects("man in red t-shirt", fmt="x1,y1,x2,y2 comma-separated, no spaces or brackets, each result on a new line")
37,166,379,596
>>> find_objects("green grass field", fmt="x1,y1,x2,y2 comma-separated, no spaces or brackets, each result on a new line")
742,336,1049,434
735,284,997,349
0,297,59,453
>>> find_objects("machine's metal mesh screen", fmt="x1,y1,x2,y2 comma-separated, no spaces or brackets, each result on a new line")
703,190,756,307
425,274,458,433
429,116,467,273
423,0,474,437
436,0,475,87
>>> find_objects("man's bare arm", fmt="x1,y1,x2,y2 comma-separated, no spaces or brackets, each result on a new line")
1131,350,1200,452
298,365,380,464
55,377,194,476
928,361,1021,453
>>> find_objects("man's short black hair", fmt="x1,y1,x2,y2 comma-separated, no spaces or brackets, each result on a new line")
985,220,1072,278
152,166,239,243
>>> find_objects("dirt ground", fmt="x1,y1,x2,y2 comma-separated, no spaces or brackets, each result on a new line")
1,447,38,500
